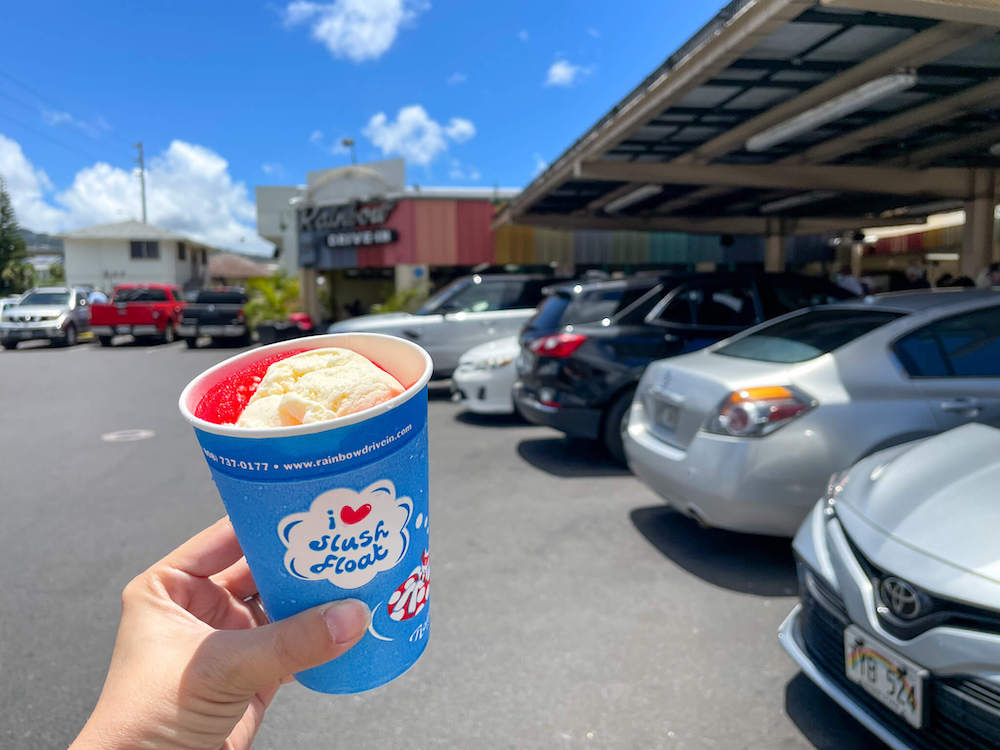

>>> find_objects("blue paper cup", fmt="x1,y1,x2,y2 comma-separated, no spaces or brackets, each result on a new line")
179,333,433,693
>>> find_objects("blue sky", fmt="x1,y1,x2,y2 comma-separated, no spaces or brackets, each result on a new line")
0,1,719,252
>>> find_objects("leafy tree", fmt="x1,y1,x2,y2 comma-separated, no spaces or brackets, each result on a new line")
0,177,29,294
1,260,34,292
48,262,66,283
243,269,300,330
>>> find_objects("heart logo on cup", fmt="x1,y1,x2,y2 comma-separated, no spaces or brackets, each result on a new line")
340,503,372,525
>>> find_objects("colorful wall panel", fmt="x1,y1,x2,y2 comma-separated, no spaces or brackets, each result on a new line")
414,200,459,265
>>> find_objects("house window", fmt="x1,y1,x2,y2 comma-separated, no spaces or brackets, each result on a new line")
130,240,160,259
178,242,186,261
201,249,208,265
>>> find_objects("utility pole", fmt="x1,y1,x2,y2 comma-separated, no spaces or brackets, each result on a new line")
134,142,147,223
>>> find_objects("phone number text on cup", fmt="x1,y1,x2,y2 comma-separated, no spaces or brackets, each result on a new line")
203,450,273,472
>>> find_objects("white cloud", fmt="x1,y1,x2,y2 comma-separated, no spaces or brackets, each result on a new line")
545,59,590,87
0,134,64,230
282,0,429,62
444,117,475,143
0,133,271,254
309,129,324,145
447,71,467,85
363,105,475,165
261,162,284,176
41,109,111,139
517,29,529,42
586,27,600,38
532,153,548,176
448,159,481,182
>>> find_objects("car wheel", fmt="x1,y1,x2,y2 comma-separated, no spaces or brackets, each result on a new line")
602,388,636,465
236,331,252,347
162,323,176,344
60,324,77,347
98,335,113,347
2,341,17,350
184,337,198,349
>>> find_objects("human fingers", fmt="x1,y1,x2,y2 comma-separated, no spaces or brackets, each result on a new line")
197,599,369,694
163,517,245,578
222,685,279,750
212,557,258,601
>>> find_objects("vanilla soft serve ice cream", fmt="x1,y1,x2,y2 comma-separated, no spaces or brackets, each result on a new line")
236,347,404,428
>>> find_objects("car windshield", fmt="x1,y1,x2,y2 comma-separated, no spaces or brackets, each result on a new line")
114,288,169,302
17,291,70,306
195,291,245,304
716,309,904,363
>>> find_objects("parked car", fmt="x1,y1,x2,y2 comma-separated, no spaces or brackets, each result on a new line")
514,272,854,462
328,274,568,378
624,288,1000,536
452,336,521,414
779,422,1000,750
178,287,250,348
0,286,92,349
90,283,186,346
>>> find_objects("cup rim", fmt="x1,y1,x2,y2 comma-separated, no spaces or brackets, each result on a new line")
178,332,433,438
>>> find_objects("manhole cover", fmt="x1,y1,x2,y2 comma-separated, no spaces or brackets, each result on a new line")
101,429,156,443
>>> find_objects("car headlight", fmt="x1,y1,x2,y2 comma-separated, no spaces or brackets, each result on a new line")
54,312,68,325
472,356,514,370
822,469,850,517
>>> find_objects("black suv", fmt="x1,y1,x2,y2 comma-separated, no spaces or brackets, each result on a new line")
513,272,854,462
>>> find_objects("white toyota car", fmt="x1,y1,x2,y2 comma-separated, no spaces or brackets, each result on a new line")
779,422,1000,750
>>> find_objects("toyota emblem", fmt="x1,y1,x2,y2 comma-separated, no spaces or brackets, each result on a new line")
879,577,922,620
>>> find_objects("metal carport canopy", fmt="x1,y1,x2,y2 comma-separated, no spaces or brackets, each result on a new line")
495,0,1000,249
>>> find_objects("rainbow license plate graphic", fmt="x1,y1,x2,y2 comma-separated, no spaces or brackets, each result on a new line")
843,624,926,728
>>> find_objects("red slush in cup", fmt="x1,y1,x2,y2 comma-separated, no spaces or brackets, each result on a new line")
178,333,432,693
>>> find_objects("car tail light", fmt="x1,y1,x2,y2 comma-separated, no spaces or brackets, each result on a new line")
237,309,245,321
529,332,587,358
706,386,815,438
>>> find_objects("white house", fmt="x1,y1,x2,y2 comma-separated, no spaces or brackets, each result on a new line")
59,220,219,292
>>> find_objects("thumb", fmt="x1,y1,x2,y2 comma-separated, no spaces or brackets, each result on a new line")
211,599,369,692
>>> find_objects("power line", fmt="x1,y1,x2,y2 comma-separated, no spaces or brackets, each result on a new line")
0,67,135,150
0,109,106,163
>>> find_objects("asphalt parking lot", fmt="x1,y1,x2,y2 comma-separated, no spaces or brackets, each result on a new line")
1,339,887,749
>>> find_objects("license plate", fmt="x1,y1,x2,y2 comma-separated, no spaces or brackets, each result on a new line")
200,325,224,335
844,624,926,728
116,325,131,334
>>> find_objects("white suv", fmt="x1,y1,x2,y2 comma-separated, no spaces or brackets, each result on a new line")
328,274,566,378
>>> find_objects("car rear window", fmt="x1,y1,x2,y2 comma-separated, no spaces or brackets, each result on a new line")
196,291,246,304
527,283,658,332
114,288,168,302
716,309,904,363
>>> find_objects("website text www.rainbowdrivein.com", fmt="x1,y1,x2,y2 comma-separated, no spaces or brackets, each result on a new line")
200,423,414,473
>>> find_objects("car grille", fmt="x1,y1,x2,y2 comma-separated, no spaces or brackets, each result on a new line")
845,536,1000,640
800,585,1000,749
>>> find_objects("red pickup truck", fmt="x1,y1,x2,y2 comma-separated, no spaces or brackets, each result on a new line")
90,283,186,346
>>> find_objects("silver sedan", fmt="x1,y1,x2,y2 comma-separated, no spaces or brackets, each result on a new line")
624,289,1000,536
779,422,1000,750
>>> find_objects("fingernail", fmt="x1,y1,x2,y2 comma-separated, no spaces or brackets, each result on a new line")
321,599,369,644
